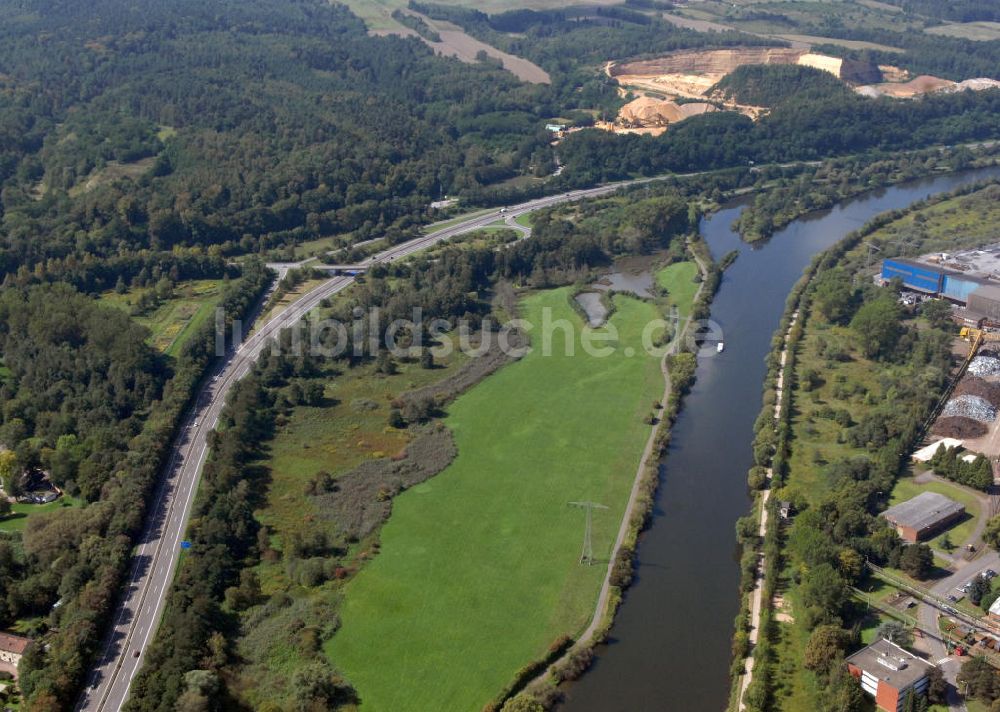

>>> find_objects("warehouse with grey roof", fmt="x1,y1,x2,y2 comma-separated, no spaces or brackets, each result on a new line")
881,491,965,543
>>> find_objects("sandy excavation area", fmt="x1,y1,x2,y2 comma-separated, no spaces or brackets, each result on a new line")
606,45,1000,133
610,47,810,99
857,75,1000,97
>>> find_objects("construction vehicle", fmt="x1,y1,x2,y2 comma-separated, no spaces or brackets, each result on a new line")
960,326,1000,343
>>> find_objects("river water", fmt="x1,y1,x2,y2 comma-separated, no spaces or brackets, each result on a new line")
560,167,1000,712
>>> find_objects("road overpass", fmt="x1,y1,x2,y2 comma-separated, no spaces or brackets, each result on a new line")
76,176,646,712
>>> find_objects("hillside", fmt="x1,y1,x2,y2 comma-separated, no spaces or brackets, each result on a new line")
711,64,854,108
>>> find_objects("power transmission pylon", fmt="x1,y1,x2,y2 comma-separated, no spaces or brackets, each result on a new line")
568,501,608,565
864,241,882,271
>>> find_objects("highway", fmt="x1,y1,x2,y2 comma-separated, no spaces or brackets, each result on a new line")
76,144,990,709
76,178,647,712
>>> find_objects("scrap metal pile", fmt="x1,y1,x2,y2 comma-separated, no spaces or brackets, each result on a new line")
968,355,1000,377
953,376,1000,407
942,394,998,422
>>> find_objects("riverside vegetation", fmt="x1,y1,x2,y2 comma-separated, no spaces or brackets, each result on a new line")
733,180,1000,712
126,189,709,711
7,0,1000,709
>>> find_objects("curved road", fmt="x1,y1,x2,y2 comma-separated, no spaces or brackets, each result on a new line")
76,179,654,712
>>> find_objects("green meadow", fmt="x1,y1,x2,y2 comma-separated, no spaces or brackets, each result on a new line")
99,279,226,356
328,288,666,711
656,260,699,320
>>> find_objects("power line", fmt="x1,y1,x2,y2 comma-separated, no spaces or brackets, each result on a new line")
568,501,608,565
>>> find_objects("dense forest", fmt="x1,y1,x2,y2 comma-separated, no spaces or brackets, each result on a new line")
0,0,566,270
712,65,853,109
5,0,1000,273
556,88,1000,185
0,263,271,710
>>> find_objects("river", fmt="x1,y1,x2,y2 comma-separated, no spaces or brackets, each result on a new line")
560,167,1000,711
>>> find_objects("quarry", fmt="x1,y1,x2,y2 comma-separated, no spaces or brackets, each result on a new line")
602,46,1000,134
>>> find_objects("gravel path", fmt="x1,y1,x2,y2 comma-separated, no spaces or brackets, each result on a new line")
737,310,798,711
525,243,710,696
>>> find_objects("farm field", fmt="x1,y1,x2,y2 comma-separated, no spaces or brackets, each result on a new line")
348,0,621,31
925,21,1000,42
346,1,549,82
328,288,667,711
424,19,551,84
668,0,923,35
99,279,226,356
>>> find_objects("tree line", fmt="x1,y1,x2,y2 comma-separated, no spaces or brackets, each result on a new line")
8,261,271,710
125,189,695,711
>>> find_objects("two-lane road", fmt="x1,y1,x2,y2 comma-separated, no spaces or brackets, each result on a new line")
77,179,645,712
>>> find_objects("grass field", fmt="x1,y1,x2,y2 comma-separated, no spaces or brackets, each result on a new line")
253,353,468,570
656,260,699,320
0,496,81,533
864,185,1000,254
328,288,666,711
926,21,1000,41
100,279,226,356
785,323,882,499
291,234,340,260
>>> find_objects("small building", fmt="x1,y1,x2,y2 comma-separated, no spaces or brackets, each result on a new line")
846,639,934,712
0,632,30,677
779,501,793,520
544,123,566,133
988,595,1000,623
882,491,965,543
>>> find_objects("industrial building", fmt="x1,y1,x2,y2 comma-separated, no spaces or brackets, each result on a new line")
880,246,1000,325
846,639,934,712
881,491,965,543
